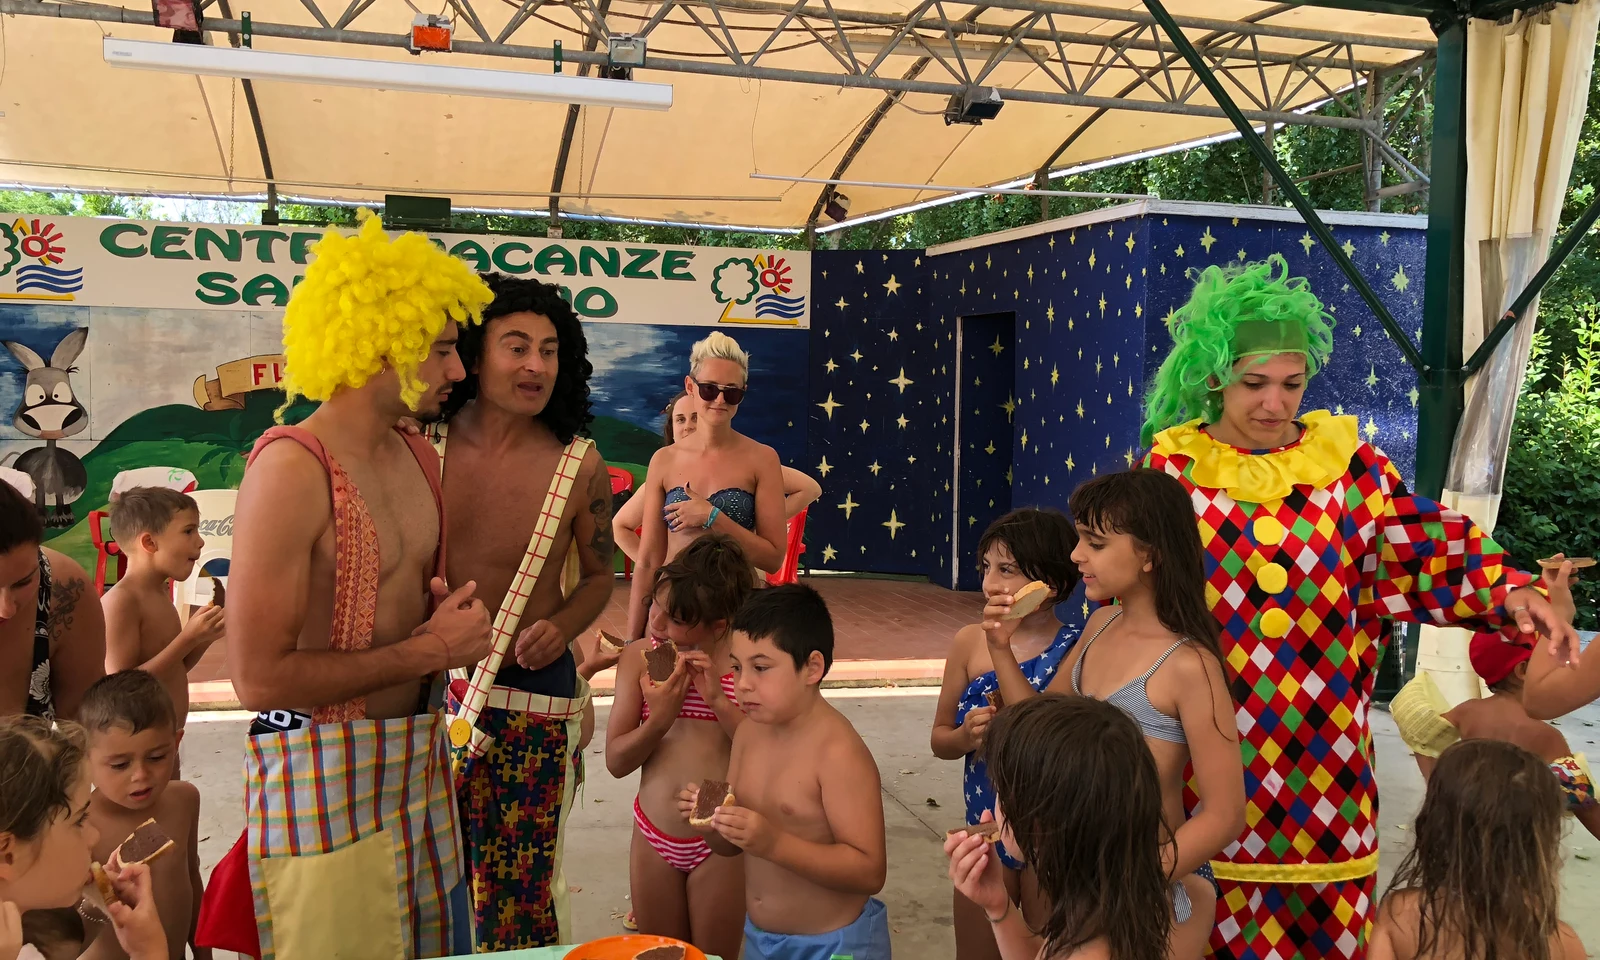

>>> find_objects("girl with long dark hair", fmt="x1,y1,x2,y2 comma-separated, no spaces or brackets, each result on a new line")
1370,739,1585,960
946,694,1173,960
985,469,1244,959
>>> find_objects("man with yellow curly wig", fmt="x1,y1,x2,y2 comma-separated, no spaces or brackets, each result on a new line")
195,214,494,960
1140,254,1575,960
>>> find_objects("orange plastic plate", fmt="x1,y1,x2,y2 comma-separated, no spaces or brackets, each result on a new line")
563,935,708,960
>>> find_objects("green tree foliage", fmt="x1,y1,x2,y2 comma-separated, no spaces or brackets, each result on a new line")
0,191,152,219
1491,314,1600,629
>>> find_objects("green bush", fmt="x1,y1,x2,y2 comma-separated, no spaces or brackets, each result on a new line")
1494,312,1600,630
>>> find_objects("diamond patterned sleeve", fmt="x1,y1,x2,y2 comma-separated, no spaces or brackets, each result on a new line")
1357,448,1536,632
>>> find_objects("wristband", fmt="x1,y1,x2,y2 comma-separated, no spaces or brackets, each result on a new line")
986,900,1012,924
703,505,721,530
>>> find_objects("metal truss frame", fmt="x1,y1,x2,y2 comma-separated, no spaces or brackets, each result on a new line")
6,0,1438,229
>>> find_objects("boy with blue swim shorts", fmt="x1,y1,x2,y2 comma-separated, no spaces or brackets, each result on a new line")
678,584,892,960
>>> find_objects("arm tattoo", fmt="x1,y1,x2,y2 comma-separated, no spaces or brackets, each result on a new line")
586,467,617,567
49,575,85,642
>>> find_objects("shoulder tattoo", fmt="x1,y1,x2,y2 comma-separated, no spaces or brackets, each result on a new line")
49,574,86,640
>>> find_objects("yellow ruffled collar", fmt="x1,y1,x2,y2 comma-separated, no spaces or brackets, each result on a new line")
1152,410,1362,503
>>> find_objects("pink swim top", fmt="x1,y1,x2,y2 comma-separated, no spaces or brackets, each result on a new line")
641,673,739,723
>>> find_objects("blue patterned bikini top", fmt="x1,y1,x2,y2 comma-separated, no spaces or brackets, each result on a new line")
665,486,757,531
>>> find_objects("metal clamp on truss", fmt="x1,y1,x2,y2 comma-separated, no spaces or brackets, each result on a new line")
945,86,1003,126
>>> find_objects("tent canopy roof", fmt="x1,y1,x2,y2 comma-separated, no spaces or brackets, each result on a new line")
1,0,1457,229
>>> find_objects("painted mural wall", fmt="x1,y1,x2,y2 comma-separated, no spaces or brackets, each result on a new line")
0,214,812,578
806,202,1426,588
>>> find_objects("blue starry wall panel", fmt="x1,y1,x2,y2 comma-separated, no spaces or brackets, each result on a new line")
807,251,939,577
953,312,1017,591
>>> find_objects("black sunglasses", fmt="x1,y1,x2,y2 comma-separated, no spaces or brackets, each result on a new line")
691,377,746,405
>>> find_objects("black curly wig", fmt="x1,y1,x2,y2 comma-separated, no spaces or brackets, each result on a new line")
440,273,594,443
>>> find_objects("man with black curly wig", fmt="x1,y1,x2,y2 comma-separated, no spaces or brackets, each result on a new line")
428,273,616,950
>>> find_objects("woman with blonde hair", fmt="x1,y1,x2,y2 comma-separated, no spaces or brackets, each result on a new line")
624,332,787,641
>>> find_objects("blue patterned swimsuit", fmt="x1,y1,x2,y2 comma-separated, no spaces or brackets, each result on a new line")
665,486,757,530
955,582,1086,869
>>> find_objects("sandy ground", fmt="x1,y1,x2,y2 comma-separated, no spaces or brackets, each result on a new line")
182,688,1600,958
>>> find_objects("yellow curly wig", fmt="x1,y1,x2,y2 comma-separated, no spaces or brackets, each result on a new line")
280,211,492,412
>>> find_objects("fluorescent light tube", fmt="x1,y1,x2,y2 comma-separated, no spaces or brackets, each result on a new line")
103,37,672,110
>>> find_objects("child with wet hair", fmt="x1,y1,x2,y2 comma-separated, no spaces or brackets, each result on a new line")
0,716,166,960
1370,739,1586,960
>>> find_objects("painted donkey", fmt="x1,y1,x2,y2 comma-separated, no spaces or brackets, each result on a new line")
4,328,89,528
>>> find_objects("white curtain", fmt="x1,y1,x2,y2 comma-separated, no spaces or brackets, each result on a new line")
1422,2,1600,707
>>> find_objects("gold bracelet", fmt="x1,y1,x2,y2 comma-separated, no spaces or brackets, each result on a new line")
986,901,1012,924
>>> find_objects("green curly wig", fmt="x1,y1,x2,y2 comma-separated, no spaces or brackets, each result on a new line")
1140,253,1335,446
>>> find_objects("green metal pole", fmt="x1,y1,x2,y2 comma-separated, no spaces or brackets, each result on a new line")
1393,12,1469,694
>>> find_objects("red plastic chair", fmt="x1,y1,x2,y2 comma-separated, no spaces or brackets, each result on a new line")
609,468,635,578
89,510,127,596
766,508,809,586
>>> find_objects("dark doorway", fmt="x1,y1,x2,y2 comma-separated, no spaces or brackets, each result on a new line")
952,312,1017,591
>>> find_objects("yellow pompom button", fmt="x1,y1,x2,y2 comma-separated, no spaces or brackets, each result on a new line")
1258,608,1293,639
1257,562,1289,595
1253,516,1285,546
449,717,473,748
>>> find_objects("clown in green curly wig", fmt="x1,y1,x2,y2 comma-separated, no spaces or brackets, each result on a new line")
1140,253,1334,446
280,211,493,416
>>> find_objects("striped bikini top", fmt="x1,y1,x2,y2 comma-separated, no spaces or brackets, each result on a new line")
1071,609,1188,745
641,673,739,723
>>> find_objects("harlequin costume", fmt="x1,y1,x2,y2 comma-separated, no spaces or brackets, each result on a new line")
1141,255,1537,960
431,422,593,951
194,214,492,960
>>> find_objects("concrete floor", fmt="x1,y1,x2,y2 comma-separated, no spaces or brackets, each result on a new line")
184,689,1600,959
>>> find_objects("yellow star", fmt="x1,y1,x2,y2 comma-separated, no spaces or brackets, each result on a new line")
824,358,838,373
1088,249,1097,269
969,260,976,273
1000,397,1016,421
1046,303,1055,326
984,441,996,455
838,493,859,519
817,393,841,419
959,280,967,295
1237,249,1247,261
1363,417,1379,440
1048,236,1056,249
850,349,864,362
1175,244,1185,258
914,256,921,267
1027,265,1034,283
1069,231,1076,245
884,275,902,295
1380,230,1391,246
1098,294,1107,315
868,460,882,476
887,328,899,341
1104,434,1111,448
1128,378,1134,396
889,368,914,393
896,413,909,429
1341,239,1357,258
1231,217,1240,226
882,510,905,540
1298,232,1315,255
986,254,993,269
835,296,849,310
1091,463,1098,475
1005,467,1013,485
821,544,837,563
1107,224,1115,237
1106,393,1112,405
855,260,864,274
1050,365,1059,387
1408,386,1419,408
817,456,832,477
1365,365,1379,388
1125,448,1136,467
1043,475,1050,485
1353,325,1363,337
1391,265,1410,293
1095,356,1103,376
1023,357,1030,370
858,419,870,433
1020,429,1029,451
1199,227,1216,252
1125,274,1133,289
907,454,917,465
1075,399,1085,418
1013,289,1020,300
1113,352,1120,367
1066,453,1075,471
1134,302,1143,318
989,337,1005,357
1125,233,1136,253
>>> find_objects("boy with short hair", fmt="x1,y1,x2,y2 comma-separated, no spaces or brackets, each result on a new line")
79,669,207,960
679,584,891,960
103,487,225,737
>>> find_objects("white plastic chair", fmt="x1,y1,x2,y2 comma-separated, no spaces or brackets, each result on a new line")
110,467,198,500
0,467,34,500
175,488,237,608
